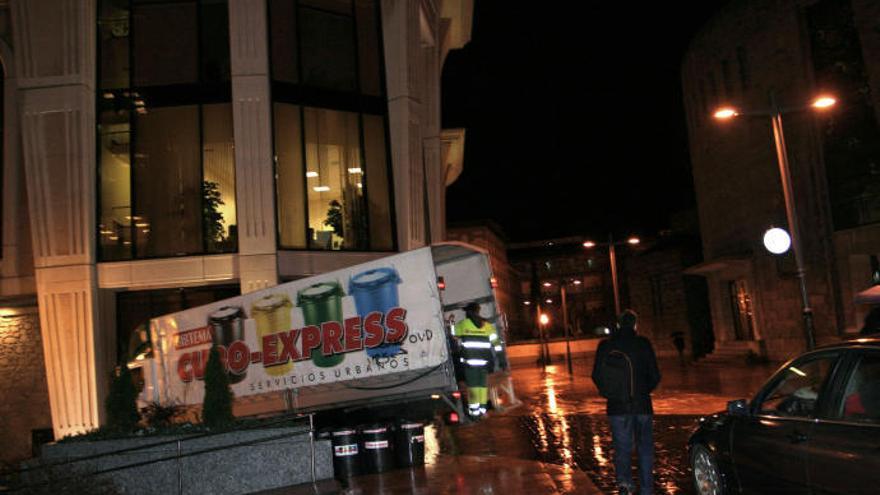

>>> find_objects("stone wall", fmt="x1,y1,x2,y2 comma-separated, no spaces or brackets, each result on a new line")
627,249,691,354
679,0,879,356
35,426,332,494
0,309,52,463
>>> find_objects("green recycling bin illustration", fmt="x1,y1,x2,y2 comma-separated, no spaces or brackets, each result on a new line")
297,281,346,367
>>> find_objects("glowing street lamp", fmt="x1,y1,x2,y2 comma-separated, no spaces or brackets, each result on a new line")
539,313,550,326
582,234,641,315
763,227,792,255
713,107,739,120
811,96,836,109
712,93,835,350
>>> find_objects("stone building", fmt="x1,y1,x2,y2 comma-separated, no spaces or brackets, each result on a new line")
507,237,625,342
0,0,472,461
626,226,715,359
682,0,880,360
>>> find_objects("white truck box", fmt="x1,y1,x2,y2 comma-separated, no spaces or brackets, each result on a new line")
137,243,514,416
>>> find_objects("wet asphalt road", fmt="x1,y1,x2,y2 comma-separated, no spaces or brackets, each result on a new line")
441,354,779,494
521,412,701,494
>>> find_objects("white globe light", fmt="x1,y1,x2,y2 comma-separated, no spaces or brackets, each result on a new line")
763,227,791,254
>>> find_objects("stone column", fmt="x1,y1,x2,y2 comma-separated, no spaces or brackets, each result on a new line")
11,0,107,437
228,0,278,293
382,0,425,250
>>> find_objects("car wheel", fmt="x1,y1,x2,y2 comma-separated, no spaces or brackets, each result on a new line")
691,444,724,495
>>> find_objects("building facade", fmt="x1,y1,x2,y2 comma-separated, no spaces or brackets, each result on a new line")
507,237,625,342
626,226,715,359
682,0,880,359
0,0,472,461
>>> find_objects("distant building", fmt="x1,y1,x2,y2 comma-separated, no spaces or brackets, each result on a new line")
682,0,880,359
625,218,715,359
507,237,623,342
446,220,517,334
0,0,472,462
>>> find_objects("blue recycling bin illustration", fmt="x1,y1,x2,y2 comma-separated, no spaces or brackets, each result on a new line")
349,267,403,358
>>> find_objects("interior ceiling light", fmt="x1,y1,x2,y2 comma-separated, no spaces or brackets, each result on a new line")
313,186,330,192
306,171,319,178
347,167,363,174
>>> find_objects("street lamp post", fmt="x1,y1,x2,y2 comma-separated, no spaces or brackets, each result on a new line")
538,308,550,369
584,235,640,318
560,281,573,376
713,93,835,351
608,236,621,315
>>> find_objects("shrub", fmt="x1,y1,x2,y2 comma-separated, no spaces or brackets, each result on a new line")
104,365,140,433
202,345,234,428
141,401,183,429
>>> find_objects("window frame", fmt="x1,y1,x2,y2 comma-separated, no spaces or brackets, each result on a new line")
268,0,397,253
96,0,237,262
750,350,845,420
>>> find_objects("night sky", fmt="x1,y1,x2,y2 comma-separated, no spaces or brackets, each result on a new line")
442,2,727,242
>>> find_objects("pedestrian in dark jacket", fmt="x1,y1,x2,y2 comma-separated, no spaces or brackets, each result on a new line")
591,309,661,495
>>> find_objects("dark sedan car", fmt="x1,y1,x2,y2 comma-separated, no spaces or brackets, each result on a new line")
688,337,880,495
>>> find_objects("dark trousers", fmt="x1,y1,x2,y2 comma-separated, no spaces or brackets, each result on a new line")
609,414,654,494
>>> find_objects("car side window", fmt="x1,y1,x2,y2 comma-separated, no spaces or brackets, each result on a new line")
839,353,880,424
758,354,837,418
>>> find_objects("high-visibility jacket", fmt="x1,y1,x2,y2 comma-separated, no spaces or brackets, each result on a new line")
454,318,501,368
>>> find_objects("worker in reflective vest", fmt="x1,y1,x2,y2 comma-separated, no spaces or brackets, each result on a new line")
453,302,502,417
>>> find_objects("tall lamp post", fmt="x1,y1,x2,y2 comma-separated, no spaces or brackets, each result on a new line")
583,235,641,316
713,93,836,351
543,279,580,376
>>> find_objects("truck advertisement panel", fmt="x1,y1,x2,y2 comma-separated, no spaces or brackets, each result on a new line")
150,248,448,405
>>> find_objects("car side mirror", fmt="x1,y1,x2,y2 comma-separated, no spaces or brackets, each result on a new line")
727,399,749,416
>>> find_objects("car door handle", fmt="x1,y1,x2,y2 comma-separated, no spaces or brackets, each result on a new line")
787,431,808,443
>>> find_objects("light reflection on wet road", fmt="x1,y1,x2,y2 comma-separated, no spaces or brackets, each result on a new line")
438,356,778,494
518,357,776,494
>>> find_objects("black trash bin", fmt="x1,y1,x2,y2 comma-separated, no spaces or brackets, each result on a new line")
359,424,394,473
394,421,425,467
330,428,361,480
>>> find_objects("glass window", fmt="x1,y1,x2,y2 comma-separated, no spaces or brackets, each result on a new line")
304,107,365,249
98,105,133,261
759,354,838,418
202,104,237,252
116,284,240,366
98,0,130,90
355,0,381,96
840,354,880,424
275,103,307,248
132,2,199,87
299,5,357,91
98,0,234,260
134,105,202,257
269,0,299,83
270,0,393,252
363,114,392,249
200,0,231,84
